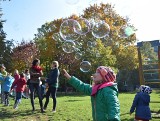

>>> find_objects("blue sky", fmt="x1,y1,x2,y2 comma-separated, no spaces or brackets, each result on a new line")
1,0,160,43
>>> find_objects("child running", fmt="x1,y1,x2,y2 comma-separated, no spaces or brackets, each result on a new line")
11,73,27,109
63,66,120,121
0,71,14,106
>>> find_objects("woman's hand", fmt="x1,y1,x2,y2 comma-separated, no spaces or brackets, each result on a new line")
63,69,71,80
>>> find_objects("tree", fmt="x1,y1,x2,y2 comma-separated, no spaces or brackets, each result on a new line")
0,5,14,71
34,3,137,69
140,42,157,61
11,40,39,72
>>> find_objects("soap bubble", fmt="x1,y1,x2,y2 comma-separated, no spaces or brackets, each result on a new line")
119,25,135,38
92,20,110,38
62,40,75,53
65,0,79,5
75,52,82,60
60,19,80,41
80,61,91,72
74,18,90,35
52,33,64,42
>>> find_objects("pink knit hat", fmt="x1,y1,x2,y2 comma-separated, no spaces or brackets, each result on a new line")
96,66,116,82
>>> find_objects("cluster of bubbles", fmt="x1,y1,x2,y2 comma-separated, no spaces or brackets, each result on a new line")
52,12,135,73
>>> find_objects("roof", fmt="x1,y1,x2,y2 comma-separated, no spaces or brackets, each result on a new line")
137,40,160,47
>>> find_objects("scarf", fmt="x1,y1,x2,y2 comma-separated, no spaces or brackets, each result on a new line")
32,66,42,73
91,81,114,96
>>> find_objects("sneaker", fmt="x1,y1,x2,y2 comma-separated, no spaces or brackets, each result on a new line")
52,109,56,113
32,107,35,112
43,107,46,110
41,109,45,113
13,101,19,109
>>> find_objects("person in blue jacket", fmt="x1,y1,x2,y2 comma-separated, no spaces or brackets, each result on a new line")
43,61,60,113
130,85,152,121
0,71,14,106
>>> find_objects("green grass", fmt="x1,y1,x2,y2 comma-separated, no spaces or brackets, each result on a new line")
0,91,160,121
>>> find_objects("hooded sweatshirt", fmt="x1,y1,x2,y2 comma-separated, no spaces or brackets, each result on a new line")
11,77,27,92
130,92,151,120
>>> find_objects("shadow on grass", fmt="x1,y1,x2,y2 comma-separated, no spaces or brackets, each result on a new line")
121,118,134,121
65,99,84,102
150,101,160,103
0,108,43,120
120,112,130,116
57,92,89,97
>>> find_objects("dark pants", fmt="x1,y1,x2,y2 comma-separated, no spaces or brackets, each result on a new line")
29,83,43,110
44,86,57,110
4,91,9,105
14,92,22,105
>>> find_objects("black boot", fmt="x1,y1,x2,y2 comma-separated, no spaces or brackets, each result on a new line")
41,107,45,113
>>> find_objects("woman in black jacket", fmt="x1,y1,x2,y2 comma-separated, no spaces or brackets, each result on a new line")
43,61,60,113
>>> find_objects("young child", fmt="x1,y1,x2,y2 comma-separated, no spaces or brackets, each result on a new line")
63,66,120,121
130,85,152,121
11,73,27,109
0,64,7,104
0,72,14,106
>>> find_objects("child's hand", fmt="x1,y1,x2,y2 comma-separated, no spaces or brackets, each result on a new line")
63,69,71,80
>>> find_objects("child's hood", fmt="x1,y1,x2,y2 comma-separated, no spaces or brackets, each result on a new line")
139,92,150,103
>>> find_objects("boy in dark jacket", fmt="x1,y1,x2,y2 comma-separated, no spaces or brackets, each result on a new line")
130,85,152,121
11,73,27,109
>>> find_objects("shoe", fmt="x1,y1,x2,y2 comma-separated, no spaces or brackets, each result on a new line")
52,109,56,113
13,102,19,109
41,109,45,113
32,108,35,112
43,107,46,110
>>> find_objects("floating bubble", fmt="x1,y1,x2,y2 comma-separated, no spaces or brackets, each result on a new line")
60,19,80,41
62,40,75,53
52,33,63,42
124,26,135,36
75,52,82,60
119,25,135,38
65,0,79,5
87,41,93,48
80,61,91,72
95,50,101,57
88,18,96,29
92,20,110,38
74,18,90,35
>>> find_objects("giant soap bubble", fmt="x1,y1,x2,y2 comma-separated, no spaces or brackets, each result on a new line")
80,61,91,72
60,19,80,41
65,0,79,5
119,25,135,38
75,52,82,60
74,18,90,35
92,20,110,38
62,40,75,53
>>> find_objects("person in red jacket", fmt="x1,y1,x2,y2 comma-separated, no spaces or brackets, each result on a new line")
12,69,20,97
11,72,27,109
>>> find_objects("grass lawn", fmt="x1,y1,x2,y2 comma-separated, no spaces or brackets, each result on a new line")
0,91,160,121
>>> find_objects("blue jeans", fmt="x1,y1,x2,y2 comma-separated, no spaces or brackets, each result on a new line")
15,92,22,104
